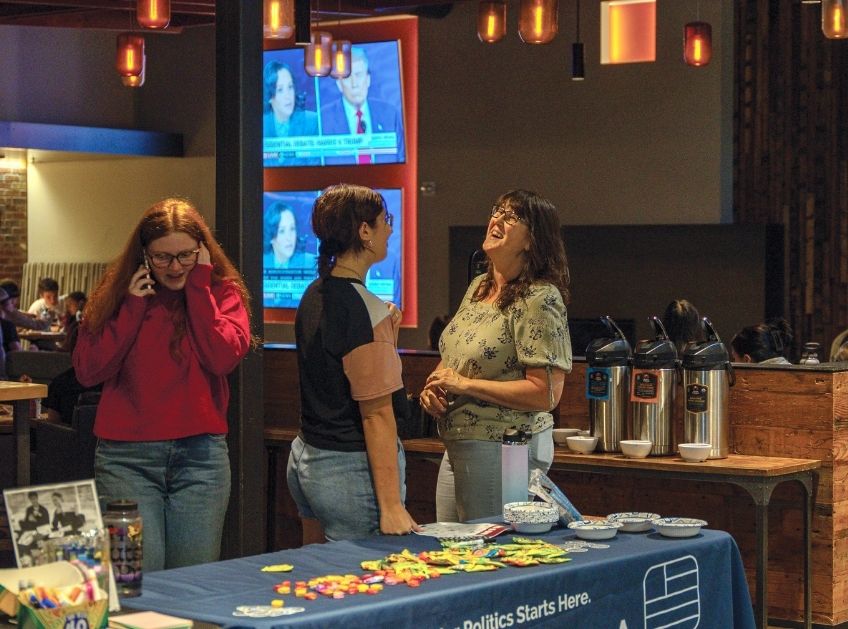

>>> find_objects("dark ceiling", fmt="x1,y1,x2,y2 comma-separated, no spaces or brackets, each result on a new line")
0,1,456,31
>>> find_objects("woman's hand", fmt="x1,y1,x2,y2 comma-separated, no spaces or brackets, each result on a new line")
128,266,156,298
419,384,448,418
425,367,469,396
380,504,421,536
197,241,211,266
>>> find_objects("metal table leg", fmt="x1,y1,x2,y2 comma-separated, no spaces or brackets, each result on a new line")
12,399,31,486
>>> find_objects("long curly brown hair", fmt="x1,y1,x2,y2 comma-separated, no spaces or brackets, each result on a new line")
473,189,571,310
83,198,255,359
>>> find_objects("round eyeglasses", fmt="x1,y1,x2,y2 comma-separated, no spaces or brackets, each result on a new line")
147,249,200,268
490,205,525,226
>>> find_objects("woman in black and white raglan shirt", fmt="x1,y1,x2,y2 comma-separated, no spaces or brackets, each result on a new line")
286,183,420,544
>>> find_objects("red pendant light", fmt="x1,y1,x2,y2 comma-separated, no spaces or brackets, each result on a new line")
683,21,712,66
822,0,848,38
137,0,170,29
121,55,146,88
116,33,145,77
264,0,294,39
478,1,507,43
519,0,558,44
331,40,352,79
305,31,332,77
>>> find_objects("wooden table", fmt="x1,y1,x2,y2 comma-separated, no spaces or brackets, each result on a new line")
399,438,820,629
0,381,48,486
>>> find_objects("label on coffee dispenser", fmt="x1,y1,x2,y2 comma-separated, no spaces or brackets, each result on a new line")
586,367,611,400
631,369,659,403
686,384,709,413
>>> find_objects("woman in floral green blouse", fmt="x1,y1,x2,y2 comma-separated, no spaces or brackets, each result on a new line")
420,189,572,521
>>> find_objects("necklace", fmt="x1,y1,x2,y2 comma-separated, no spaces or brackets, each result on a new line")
334,262,364,281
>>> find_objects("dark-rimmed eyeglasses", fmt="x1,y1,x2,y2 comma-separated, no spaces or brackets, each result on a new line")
490,205,525,226
147,249,200,268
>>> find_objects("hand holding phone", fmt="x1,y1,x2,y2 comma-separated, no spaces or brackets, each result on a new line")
142,255,154,290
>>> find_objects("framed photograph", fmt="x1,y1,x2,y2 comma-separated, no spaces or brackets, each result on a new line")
3,479,102,567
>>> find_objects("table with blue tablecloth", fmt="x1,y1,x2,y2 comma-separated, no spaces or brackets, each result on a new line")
126,526,755,629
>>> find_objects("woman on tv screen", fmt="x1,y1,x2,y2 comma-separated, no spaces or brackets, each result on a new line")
263,60,319,166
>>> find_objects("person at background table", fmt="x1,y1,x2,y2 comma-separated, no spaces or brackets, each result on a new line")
263,202,317,271
661,299,705,355
420,190,572,522
263,61,320,166
729,318,793,364
27,276,63,325
320,47,405,165
43,311,101,425
0,286,21,354
287,183,419,543
73,198,253,571
0,279,50,332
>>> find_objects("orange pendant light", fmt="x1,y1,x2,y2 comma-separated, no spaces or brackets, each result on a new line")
478,1,507,43
683,21,712,66
121,56,146,87
116,33,145,77
264,0,294,39
822,0,848,38
305,31,332,77
519,0,558,44
331,40,352,79
137,0,171,30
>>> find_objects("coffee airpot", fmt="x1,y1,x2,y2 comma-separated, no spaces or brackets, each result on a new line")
586,316,631,453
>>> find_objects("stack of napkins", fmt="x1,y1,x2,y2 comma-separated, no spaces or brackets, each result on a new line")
109,611,193,629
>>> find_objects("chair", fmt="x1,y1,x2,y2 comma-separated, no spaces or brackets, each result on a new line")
31,392,100,483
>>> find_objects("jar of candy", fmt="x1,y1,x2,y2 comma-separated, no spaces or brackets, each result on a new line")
103,500,143,597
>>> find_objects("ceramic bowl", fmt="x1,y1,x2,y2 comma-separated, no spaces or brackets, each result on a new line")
620,440,653,459
606,512,661,533
653,517,708,538
503,501,559,534
553,428,581,445
566,435,599,454
679,442,712,462
567,519,623,540
577,430,591,437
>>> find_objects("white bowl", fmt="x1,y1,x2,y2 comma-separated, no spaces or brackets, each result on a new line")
567,519,623,540
620,440,653,458
653,517,708,538
553,428,581,444
503,501,559,534
607,512,661,532
566,435,598,454
679,442,712,462
577,430,591,437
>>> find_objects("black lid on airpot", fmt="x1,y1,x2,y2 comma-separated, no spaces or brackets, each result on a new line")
585,316,632,367
633,316,678,369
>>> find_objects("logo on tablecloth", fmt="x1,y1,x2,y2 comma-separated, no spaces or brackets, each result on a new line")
643,555,700,628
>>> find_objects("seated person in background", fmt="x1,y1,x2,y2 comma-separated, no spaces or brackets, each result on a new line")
50,492,84,535
42,319,101,424
661,299,706,355
1,287,22,353
730,318,793,364
27,277,63,325
60,291,86,348
0,279,50,331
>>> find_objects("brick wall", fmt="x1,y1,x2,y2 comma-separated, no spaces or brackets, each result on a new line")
0,166,27,285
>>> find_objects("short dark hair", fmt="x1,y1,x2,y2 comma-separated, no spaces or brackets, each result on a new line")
0,279,20,299
67,291,86,304
27,491,38,499
38,277,59,293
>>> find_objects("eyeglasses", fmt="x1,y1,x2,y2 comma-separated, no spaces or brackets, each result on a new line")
147,249,200,268
384,211,394,228
490,205,525,226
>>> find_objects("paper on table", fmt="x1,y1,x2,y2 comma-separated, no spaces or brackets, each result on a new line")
415,522,510,539
108,611,194,629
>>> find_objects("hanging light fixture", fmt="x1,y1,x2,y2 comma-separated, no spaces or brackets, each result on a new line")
137,0,170,30
116,33,145,77
572,0,584,79
478,1,507,43
331,40,352,78
305,31,332,77
519,0,558,44
264,0,294,39
683,22,711,66
121,55,146,87
822,0,848,38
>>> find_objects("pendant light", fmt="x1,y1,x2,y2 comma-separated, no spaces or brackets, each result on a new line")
121,55,146,88
572,0,584,79
822,0,848,38
136,0,170,30
264,0,294,39
329,0,351,78
478,1,507,43
305,31,332,77
116,33,145,77
519,0,558,44
683,22,711,66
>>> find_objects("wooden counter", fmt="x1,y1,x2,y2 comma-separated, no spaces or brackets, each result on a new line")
264,345,847,625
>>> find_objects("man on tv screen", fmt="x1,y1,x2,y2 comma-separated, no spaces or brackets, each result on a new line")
320,46,405,165
263,60,320,166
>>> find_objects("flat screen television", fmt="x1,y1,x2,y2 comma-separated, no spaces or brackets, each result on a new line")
263,188,404,310
262,41,406,167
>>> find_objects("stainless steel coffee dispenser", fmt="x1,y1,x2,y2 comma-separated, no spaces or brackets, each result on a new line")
586,316,632,453
630,317,678,455
681,317,735,459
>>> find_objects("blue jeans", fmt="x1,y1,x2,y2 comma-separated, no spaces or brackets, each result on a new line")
286,435,407,541
436,427,554,522
95,434,231,572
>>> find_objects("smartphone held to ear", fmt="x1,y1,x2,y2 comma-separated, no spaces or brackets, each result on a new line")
142,255,154,291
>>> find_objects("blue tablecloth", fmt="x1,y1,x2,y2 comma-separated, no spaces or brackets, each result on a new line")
126,527,755,629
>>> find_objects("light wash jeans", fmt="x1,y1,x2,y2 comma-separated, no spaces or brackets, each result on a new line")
95,434,231,572
286,435,407,541
436,427,554,522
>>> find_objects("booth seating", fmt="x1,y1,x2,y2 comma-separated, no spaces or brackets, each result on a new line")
5,350,72,386
31,391,100,484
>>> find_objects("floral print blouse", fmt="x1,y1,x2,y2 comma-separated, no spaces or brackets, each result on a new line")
437,275,572,442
